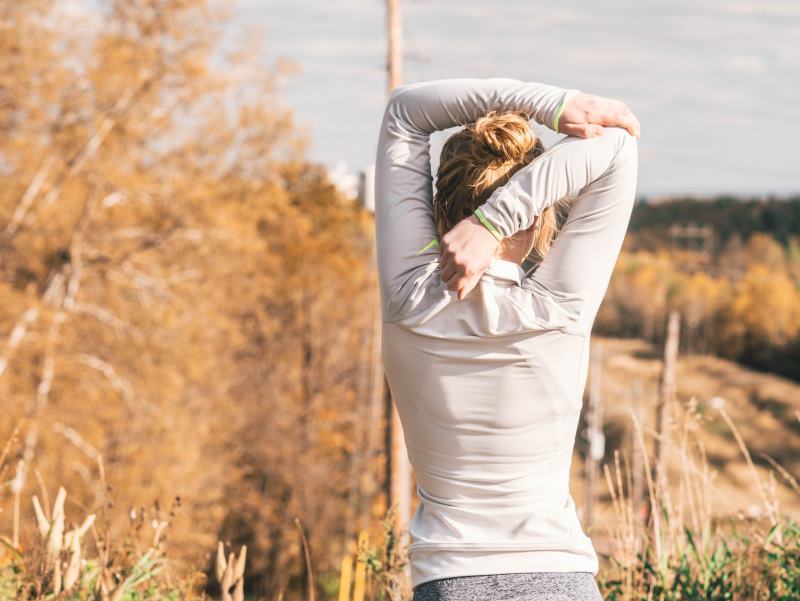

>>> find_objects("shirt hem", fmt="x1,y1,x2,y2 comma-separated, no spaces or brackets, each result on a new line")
409,544,600,590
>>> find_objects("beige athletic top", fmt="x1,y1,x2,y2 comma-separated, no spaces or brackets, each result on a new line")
374,78,638,589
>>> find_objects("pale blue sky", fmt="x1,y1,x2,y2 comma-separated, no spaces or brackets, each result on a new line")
230,0,799,197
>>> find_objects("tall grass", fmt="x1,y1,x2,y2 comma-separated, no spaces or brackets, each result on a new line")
0,428,221,600
3,392,798,600
598,395,800,600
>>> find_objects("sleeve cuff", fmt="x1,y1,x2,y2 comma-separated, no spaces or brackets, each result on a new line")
473,207,504,242
553,89,581,133
474,202,513,239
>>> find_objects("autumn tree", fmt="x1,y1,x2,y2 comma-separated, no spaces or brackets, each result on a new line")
1,1,379,597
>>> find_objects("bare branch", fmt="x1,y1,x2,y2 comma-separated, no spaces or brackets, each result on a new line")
1,72,157,250
76,353,135,403
71,302,132,334
74,353,159,416
0,156,54,246
51,421,106,486
0,306,40,378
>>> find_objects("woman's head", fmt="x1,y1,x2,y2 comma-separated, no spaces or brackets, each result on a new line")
432,111,565,262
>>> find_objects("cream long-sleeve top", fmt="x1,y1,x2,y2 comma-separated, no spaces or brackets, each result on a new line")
374,78,639,589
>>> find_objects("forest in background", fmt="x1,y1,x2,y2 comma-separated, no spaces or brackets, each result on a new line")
1,1,379,597
1,1,799,599
596,198,800,381
630,196,800,248
518,194,800,381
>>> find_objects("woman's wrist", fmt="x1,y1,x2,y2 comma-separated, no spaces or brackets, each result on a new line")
553,89,581,133
473,207,504,242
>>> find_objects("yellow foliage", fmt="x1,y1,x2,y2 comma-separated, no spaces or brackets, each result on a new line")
729,265,800,345
0,0,377,593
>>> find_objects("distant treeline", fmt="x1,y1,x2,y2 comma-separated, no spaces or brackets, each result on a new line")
630,196,800,251
591,196,800,383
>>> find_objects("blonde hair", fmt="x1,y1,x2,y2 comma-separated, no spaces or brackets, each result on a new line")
432,110,566,260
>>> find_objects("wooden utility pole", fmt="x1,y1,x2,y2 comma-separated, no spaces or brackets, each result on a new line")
630,379,646,529
387,0,403,92
385,0,412,544
654,310,680,484
584,342,604,529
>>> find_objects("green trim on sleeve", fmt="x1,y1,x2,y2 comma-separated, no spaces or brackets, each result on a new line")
473,207,504,242
553,93,570,133
416,237,440,255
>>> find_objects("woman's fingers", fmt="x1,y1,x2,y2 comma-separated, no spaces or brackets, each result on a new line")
441,254,481,297
594,99,640,137
562,113,639,139
458,274,481,301
439,214,500,295
440,261,460,288
560,93,641,139
559,122,605,138
440,251,467,291
602,110,641,138
443,266,466,293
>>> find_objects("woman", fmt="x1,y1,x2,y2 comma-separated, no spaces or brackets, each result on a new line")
374,78,639,600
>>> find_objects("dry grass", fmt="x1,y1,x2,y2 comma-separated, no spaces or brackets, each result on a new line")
3,335,800,599
575,335,800,522
0,435,226,600
572,336,800,599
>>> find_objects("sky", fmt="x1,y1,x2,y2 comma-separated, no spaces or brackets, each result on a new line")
229,0,800,198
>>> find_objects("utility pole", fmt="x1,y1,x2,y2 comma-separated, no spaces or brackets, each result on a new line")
630,379,646,531
387,0,403,92
385,0,412,551
654,310,680,487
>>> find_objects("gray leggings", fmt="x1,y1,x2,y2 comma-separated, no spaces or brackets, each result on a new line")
412,572,603,601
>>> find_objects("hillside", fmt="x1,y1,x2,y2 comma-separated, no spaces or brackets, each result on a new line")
569,335,800,536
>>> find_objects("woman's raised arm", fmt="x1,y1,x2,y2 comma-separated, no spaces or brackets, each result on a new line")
459,126,638,337
521,127,638,336
374,78,579,319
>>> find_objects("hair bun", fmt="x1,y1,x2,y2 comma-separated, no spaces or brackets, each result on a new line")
471,111,536,164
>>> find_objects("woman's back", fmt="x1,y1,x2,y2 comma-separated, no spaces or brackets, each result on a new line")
383,262,597,586
374,78,639,591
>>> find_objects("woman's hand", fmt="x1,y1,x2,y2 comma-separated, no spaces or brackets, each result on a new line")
440,92,640,301
440,214,500,301
558,92,641,139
